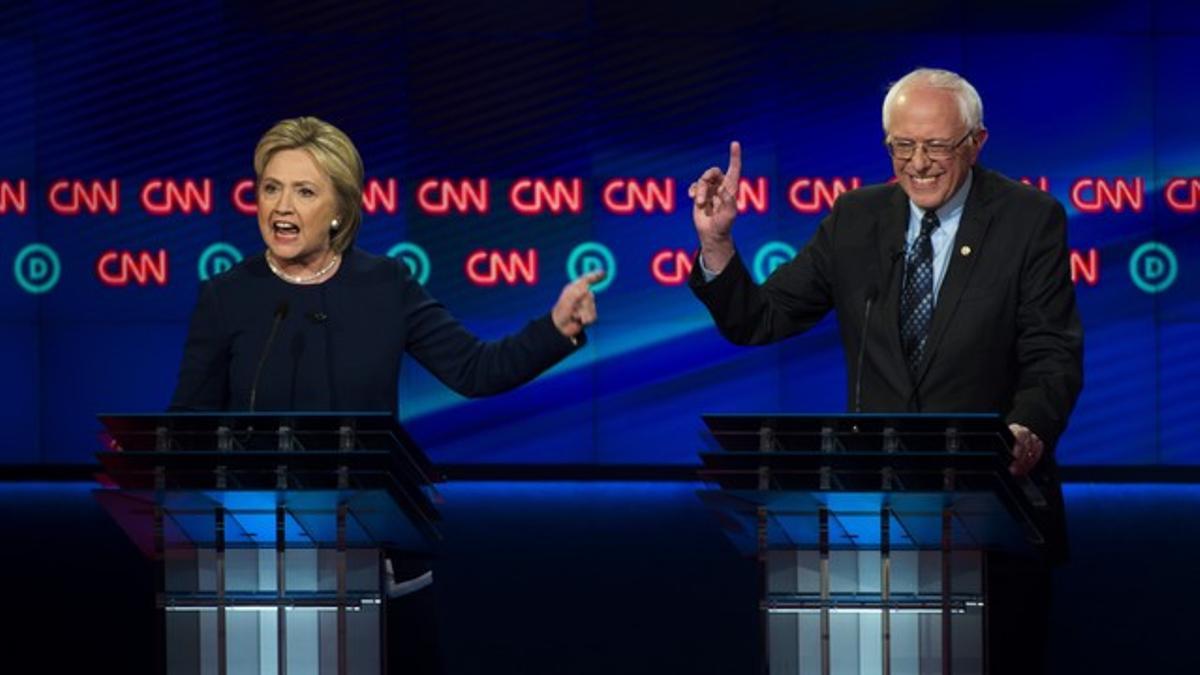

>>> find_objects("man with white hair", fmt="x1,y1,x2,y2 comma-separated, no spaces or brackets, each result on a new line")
688,67,1082,673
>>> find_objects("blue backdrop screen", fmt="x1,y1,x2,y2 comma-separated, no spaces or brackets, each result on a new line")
2,1,1196,465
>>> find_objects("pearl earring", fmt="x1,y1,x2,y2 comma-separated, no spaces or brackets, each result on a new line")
331,219,340,231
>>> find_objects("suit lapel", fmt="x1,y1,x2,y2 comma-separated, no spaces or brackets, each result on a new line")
913,167,995,386
876,187,910,389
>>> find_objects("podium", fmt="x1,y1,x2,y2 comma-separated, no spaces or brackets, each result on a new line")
95,412,442,675
697,413,1050,675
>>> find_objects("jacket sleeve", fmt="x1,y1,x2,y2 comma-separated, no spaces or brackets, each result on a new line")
1004,199,1084,448
689,211,838,346
401,272,580,398
169,281,232,411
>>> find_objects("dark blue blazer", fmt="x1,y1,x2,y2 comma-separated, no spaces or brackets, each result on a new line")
690,167,1083,560
170,246,579,413
690,167,1082,447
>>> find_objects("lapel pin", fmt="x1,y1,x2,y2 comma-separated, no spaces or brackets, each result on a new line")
960,245,972,257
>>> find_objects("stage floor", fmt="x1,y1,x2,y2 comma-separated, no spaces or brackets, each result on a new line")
1,481,1195,673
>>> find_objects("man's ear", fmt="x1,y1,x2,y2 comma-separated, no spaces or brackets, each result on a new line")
970,128,989,163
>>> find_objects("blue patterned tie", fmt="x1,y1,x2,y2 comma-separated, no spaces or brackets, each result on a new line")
900,210,940,375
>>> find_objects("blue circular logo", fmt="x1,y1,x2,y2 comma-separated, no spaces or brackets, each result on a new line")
14,243,62,294
1129,242,1178,294
566,242,616,293
387,242,431,285
198,242,243,281
752,241,797,284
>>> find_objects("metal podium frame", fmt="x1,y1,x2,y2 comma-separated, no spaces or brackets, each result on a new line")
95,412,443,675
697,413,1050,675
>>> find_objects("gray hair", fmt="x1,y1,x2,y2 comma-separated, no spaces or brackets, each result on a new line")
882,68,984,134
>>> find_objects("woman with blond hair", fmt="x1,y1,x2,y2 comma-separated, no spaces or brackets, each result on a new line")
171,116,601,412
170,117,603,674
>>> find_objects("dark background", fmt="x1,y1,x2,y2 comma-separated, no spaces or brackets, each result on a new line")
2,3,1198,672
4,481,1197,673
1,0,1196,467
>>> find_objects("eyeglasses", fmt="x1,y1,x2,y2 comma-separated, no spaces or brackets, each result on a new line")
885,131,975,160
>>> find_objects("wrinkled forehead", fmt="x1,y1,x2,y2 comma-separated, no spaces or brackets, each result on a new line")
260,147,332,185
886,88,967,139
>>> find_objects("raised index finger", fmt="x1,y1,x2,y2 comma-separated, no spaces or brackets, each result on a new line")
725,141,742,189
578,269,607,287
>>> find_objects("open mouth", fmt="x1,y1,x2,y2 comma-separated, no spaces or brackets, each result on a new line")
272,221,300,239
910,175,942,187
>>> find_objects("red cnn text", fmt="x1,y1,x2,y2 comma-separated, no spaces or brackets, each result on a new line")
651,249,693,286
510,178,583,215
49,179,120,215
465,249,539,286
0,179,28,215
602,178,675,215
1069,177,1144,213
141,178,213,216
97,249,169,287
788,177,861,214
417,179,489,215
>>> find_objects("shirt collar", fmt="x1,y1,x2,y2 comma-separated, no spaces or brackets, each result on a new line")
909,170,973,223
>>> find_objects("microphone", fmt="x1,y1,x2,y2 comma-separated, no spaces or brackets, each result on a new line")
854,284,878,414
249,301,289,412
308,311,328,324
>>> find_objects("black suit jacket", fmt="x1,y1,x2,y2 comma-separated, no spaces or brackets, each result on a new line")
170,246,580,413
690,166,1083,559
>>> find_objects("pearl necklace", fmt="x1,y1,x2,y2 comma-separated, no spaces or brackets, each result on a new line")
266,250,340,284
